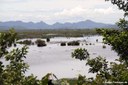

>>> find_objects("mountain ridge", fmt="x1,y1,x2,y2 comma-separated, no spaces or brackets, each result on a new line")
0,20,117,29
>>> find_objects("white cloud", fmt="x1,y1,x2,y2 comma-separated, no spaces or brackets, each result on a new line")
54,6,86,17
94,7,115,14
51,6,123,24
0,0,124,24
54,6,116,18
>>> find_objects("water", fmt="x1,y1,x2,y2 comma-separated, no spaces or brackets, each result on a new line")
20,36,118,79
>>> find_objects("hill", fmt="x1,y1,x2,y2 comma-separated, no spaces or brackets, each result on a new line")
0,20,117,29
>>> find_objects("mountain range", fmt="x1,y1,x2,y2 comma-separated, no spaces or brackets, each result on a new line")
0,20,117,29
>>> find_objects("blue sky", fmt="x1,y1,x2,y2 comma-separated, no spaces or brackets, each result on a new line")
0,0,124,24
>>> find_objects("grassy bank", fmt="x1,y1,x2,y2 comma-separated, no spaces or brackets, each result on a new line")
14,29,97,39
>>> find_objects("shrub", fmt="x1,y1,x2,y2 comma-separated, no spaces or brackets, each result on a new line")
60,42,66,46
67,41,80,46
17,40,32,45
72,48,89,60
46,38,50,42
67,42,72,46
35,39,46,47
102,45,106,49
96,39,98,42
32,42,34,45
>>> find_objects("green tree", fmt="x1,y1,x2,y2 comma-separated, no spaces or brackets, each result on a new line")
116,18,128,30
72,48,89,61
71,0,128,84
0,29,54,85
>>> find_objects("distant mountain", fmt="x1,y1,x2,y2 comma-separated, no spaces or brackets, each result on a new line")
0,21,49,29
0,20,117,29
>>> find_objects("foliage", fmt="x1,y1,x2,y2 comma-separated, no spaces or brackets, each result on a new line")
17,40,32,45
72,48,89,61
102,45,106,49
0,29,29,85
35,39,46,47
60,42,66,46
0,29,18,84
87,57,107,74
76,75,87,85
116,18,128,30
23,74,40,85
110,62,128,82
46,38,50,42
93,0,128,82
97,28,128,64
89,43,92,45
40,73,52,85
71,16,128,84
0,29,56,85
67,41,80,46
96,39,98,42
60,80,70,85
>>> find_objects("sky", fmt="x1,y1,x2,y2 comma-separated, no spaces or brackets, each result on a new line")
0,0,125,24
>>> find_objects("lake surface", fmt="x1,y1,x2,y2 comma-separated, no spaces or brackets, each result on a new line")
19,36,118,79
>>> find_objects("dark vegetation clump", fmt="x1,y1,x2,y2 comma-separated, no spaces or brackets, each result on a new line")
102,45,106,49
60,42,66,46
35,39,46,47
17,40,32,45
46,38,50,42
67,41,80,46
96,39,98,42
72,48,89,61
89,43,92,45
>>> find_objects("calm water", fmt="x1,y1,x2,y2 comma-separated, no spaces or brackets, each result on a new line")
20,36,118,79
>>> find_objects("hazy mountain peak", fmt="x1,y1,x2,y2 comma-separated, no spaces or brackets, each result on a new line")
85,19,93,22
36,21,46,24
53,22,62,25
0,20,117,29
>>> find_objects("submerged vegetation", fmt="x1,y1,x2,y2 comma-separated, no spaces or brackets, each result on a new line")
67,41,80,46
35,39,46,47
60,42,66,46
102,45,106,49
17,40,32,45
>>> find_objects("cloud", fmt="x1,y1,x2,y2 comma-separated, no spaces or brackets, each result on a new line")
54,6,86,17
94,7,115,14
0,0,124,24
53,6,120,21
0,0,24,3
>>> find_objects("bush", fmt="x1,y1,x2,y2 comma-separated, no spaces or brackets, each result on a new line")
67,41,80,46
46,38,50,42
60,42,66,46
102,45,106,49
35,39,46,47
17,40,32,45
72,48,89,60
96,39,98,42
